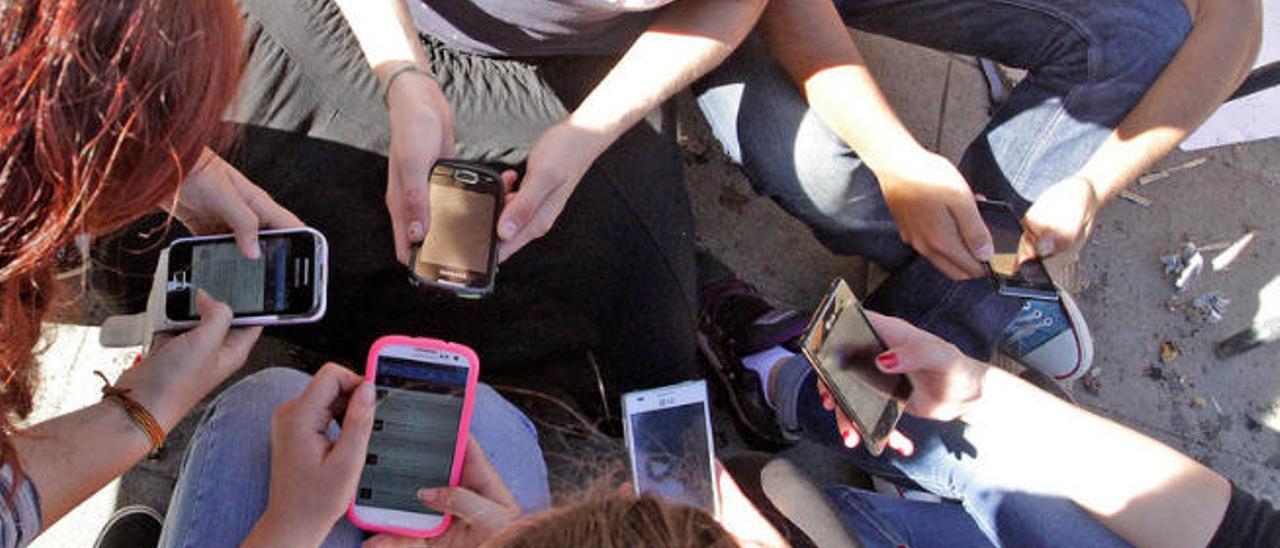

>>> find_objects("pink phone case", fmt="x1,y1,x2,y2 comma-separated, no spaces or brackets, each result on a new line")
346,335,480,538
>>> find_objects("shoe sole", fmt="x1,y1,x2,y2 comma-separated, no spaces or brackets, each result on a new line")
695,331,792,450
1053,287,1094,381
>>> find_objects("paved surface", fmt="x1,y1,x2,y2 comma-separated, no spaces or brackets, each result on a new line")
28,29,1280,546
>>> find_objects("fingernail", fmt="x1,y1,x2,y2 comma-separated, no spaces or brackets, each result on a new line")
357,382,375,406
843,431,858,449
417,488,436,502
974,243,994,261
408,221,424,240
500,221,517,239
246,245,261,260
1037,236,1056,256
877,352,899,370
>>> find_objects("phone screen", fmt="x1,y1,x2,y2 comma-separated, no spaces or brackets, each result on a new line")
358,354,468,515
802,279,908,454
165,232,316,321
977,201,1054,290
413,164,499,290
628,398,715,513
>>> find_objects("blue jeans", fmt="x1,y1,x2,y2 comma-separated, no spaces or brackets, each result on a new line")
156,368,552,548
694,0,1191,359
771,355,1130,547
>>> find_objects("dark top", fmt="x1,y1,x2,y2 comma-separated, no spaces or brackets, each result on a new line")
409,0,673,57
1208,483,1280,547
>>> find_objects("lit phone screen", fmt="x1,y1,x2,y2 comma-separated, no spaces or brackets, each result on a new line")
358,357,467,515
187,238,289,315
630,402,715,512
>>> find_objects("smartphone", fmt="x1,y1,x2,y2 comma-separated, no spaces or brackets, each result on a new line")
410,160,503,298
348,336,479,538
800,278,911,456
622,380,720,520
164,227,327,328
976,200,1058,301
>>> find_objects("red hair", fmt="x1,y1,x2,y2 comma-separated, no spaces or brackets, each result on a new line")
0,0,242,479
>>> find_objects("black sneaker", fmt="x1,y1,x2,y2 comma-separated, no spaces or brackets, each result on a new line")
697,252,804,449
93,505,163,548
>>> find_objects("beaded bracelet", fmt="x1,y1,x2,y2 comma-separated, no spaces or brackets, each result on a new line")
95,370,165,457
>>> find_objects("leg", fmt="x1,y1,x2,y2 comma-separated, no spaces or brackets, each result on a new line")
467,385,553,514
771,357,1131,547
156,368,364,548
835,0,1192,206
693,35,1015,360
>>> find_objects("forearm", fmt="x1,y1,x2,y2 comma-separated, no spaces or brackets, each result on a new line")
962,366,1230,547
13,402,157,529
758,0,924,173
568,0,765,155
1077,0,1261,201
333,0,428,80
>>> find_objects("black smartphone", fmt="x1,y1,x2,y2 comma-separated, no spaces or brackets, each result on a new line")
800,278,911,456
976,200,1057,301
164,228,327,328
410,160,503,298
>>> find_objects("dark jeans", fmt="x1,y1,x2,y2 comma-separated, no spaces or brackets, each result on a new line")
770,356,1131,547
693,0,1192,358
222,0,698,394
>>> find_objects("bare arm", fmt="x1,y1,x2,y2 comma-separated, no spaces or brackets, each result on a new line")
1077,0,1262,200
496,0,768,259
757,0,995,279
332,0,426,78
963,367,1230,547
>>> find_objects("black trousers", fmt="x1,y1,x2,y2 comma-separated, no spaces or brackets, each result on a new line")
192,0,698,394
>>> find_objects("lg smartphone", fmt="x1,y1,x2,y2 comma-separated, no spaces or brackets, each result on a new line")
622,380,720,520
348,336,479,538
164,227,327,328
800,278,911,456
976,200,1058,301
410,160,503,299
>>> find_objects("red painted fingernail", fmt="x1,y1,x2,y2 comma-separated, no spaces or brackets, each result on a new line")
877,352,899,370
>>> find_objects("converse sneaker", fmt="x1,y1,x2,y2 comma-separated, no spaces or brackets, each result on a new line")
998,288,1093,381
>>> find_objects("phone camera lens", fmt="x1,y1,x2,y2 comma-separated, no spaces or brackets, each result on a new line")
455,170,479,185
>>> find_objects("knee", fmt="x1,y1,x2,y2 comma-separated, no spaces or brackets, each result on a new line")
212,367,310,413
472,384,539,442
1079,1,1191,90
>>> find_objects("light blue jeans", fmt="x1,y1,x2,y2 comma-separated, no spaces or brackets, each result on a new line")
771,355,1130,547
156,368,551,548
693,0,1191,360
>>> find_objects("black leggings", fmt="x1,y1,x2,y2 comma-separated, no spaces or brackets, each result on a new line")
220,0,698,393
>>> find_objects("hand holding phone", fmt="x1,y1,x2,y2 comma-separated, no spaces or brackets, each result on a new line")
364,437,521,548
349,336,480,538
816,311,988,455
164,227,328,328
246,364,376,547
801,279,912,456
976,200,1058,301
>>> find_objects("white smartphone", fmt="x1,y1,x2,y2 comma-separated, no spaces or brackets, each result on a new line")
349,336,479,538
622,380,720,520
163,227,327,328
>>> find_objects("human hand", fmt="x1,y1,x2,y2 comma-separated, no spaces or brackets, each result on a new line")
817,311,988,456
115,291,260,432
1019,175,1099,261
246,363,376,548
877,151,993,279
171,149,304,259
364,437,521,548
495,122,603,262
385,69,455,264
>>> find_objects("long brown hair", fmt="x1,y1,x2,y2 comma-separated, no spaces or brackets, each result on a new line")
489,493,739,548
0,0,242,476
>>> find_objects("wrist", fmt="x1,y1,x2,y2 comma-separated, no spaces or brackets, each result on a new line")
551,118,612,166
246,505,326,548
